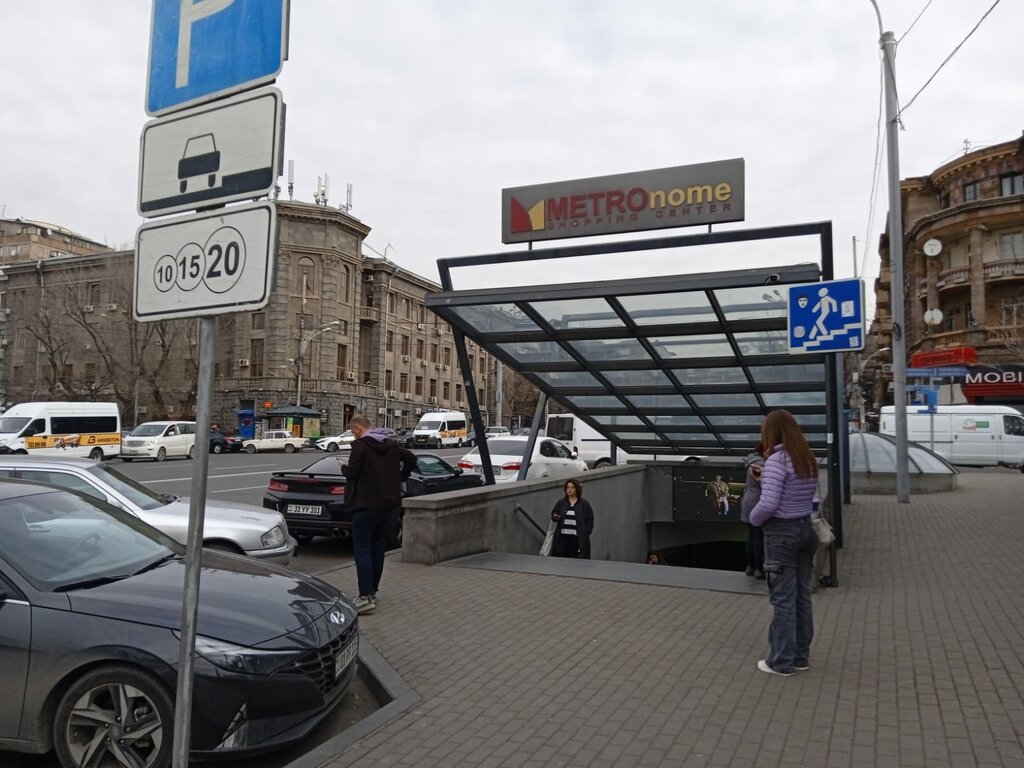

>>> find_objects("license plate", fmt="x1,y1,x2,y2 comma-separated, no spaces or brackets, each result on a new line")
335,638,358,678
287,504,323,516
492,466,502,475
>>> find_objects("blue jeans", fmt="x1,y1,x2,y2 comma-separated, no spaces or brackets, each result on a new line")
762,516,817,672
352,508,388,598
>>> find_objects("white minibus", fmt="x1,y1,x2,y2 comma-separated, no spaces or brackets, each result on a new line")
0,401,122,460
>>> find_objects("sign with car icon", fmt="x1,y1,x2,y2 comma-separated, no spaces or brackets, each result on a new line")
138,87,283,217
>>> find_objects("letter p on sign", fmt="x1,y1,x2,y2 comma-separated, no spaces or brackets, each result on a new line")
177,0,235,88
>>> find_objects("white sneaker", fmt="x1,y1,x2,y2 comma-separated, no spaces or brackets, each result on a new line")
353,596,376,615
757,660,794,677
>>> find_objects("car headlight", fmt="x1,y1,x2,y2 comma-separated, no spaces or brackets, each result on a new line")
175,633,297,676
261,525,286,548
145,439,158,446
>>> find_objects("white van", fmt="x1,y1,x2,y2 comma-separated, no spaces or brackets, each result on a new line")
547,413,616,468
879,405,1024,469
120,420,198,462
0,402,121,460
411,410,468,449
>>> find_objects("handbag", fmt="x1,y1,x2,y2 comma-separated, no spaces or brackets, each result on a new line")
539,520,557,556
812,516,835,546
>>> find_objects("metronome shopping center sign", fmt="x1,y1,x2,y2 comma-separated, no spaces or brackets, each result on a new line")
501,158,745,244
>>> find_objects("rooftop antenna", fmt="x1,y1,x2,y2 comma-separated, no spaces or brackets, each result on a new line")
962,138,972,155
339,183,353,213
287,160,294,200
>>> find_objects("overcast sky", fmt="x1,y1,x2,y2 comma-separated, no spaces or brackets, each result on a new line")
2,1,1020,302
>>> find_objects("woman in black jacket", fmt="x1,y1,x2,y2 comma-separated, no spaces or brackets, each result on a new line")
550,478,594,559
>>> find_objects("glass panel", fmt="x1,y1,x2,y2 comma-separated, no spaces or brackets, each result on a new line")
612,432,666,443
565,395,626,409
673,367,747,386
534,370,601,387
762,392,827,406
734,330,789,356
648,414,704,427
691,393,759,407
628,395,692,409
794,414,828,426
707,415,765,428
715,286,788,320
720,432,764,442
569,338,652,363
599,370,673,388
592,415,645,426
656,432,714,442
449,304,539,333
649,334,733,359
618,292,717,325
529,298,623,329
749,364,825,384
496,341,575,364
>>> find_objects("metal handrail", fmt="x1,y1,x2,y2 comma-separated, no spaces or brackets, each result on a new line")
514,503,547,537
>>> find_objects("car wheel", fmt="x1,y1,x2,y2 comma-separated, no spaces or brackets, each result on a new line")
284,444,296,453
246,444,257,454
187,445,194,460
121,457,134,463
293,531,316,545
326,442,338,452
594,459,611,469
89,448,104,461
54,664,173,768
456,439,463,448
156,447,167,462
212,443,223,454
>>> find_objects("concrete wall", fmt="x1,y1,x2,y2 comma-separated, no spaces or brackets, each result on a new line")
402,466,648,565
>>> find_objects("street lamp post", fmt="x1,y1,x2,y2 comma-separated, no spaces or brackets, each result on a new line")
295,321,341,407
857,346,891,430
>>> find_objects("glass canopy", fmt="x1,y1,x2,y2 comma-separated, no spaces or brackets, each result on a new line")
426,263,832,457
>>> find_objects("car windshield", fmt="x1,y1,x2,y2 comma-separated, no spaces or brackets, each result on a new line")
0,488,181,592
0,416,30,434
92,464,168,511
415,420,442,430
130,424,166,437
471,439,527,456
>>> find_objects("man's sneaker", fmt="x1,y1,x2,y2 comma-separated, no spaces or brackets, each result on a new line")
744,567,755,577
370,593,378,606
795,663,810,671
757,660,795,677
353,596,376,615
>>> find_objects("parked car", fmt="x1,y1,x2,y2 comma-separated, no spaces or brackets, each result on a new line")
264,453,484,548
394,427,415,448
0,480,357,766
120,421,197,462
0,456,295,563
315,430,356,452
457,436,588,483
485,426,512,438
209,430,244,454
243,430,309,454
465,428,477,448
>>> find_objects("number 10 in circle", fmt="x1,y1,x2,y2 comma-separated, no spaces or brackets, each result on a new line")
152,226,246,294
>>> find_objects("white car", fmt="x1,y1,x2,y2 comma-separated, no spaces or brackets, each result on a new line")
316,430,356,452
484,426,512,438
0,456,294,563
243,430,309,454
456,436,588,483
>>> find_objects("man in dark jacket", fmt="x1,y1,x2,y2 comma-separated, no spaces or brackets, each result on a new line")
343,415,416,614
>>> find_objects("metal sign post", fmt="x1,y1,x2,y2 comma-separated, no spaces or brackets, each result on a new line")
170,316,217,768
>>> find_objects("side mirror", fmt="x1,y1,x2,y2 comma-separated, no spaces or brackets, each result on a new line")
453,467,463,475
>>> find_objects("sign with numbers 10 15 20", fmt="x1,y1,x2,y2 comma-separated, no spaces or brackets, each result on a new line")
134,202,276,321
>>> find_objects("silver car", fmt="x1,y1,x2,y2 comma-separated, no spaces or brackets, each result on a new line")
0,456,295,564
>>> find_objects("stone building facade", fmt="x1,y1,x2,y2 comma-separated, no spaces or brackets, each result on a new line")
0,202,501,434
865,132,1024,408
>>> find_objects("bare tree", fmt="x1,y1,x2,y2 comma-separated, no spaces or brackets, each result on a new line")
503,367,541,425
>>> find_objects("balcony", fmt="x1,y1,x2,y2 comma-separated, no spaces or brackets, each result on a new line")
936,267,971,291
359,306,380,323
915,278,927,299
983,259,1024,281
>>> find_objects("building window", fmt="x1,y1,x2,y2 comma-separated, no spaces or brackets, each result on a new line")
477,388,485,404
399,372,409,392
963,182,980,203
336,320,348,335
479,356,486,374
939,193,950,209
85,363,96,384
250,338,264,377
415,338,425,358
400,335,410,355
297,256,316,297
340,264,350,304
252,312,265,330
16,330,27,349
430,343,438,363
386,330,394,352
387,293,396,314
1003,298,1024,327
965,303,975,326
385,370,393,390
429,379,437,398
88,283,101,306
1001,173,1023,196
401,298,410,320
442,346,451,366
414,376,423,396
337,344,349,377
417,303,426,323
12,366,22,386
1000,232,1023,260
442,381,450,400
455,383,463,402
295,313,314,333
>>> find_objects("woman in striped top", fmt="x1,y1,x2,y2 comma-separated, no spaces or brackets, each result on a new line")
550,479,595,559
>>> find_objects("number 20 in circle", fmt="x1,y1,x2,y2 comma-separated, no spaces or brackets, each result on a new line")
203,226,246,294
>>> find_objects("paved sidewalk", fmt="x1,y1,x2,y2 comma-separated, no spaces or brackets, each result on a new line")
318,470,1024,768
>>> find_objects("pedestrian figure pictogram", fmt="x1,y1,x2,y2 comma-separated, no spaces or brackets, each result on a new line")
787,278,865,354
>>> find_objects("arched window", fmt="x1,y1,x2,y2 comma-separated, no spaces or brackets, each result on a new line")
340,264,351,304
297,256,317,298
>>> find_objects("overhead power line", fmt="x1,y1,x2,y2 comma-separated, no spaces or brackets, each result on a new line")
897,0,935,44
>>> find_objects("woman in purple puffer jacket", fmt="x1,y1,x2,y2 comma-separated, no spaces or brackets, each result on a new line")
749,409,819,677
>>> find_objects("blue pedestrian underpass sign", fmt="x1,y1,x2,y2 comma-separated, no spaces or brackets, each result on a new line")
787,278,865,354
147,0,288,116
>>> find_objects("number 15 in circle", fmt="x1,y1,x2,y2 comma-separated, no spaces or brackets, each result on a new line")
152,226,246,294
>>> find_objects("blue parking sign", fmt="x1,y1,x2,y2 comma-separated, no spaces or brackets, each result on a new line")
787,278,865,354
147,0,287,116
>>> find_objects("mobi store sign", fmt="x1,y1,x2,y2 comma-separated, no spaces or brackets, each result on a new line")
501,159,745,244
965,365,1024,385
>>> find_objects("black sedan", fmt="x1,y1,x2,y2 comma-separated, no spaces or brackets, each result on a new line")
264,453,484,548
209,430,244,454
0,481,359,767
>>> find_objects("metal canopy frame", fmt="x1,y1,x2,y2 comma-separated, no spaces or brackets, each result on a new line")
431,221,843,562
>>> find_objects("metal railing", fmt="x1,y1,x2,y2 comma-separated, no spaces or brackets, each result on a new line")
514,503,547,537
